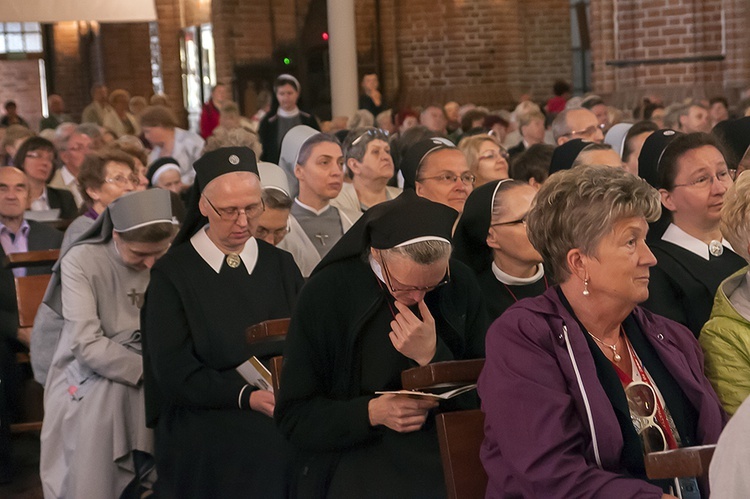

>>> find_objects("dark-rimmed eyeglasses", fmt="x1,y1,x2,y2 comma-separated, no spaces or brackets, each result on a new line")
204,195,265,222
380,256,451,293
625,381,667,453
417,172,476,186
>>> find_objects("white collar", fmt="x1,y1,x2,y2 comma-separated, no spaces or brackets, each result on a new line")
661,223,733,260
491,261,545,285
190,224,258,274
294,197,331,216
61,165,77,185
277,107,300,118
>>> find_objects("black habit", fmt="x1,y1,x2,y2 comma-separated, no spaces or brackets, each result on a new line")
477,267,549,321
275,256,488,499
141,239,303,498
643,239,746,337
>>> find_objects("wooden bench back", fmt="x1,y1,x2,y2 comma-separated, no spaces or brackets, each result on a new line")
436,409,487,499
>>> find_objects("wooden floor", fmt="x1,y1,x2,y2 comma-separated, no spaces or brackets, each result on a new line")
0,432,43,499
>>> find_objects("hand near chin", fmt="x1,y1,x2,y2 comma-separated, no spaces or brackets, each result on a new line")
389,300,437,366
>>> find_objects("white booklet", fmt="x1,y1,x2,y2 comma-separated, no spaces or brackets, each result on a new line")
236,356,274,393
375,384,477,400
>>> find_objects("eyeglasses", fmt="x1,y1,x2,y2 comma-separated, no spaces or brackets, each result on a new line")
26,151,55,161
624,381,667,453
105,174,139,187
204,195,265,222
478,150,510,162
68,144,90,153
562,123,606,138
380,256,451,293
417,172,476,186
255,225,290,240
491,215,527,227
672,169,732,189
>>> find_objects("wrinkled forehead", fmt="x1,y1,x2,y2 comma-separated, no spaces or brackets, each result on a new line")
0,167,26,185
204,171,261,196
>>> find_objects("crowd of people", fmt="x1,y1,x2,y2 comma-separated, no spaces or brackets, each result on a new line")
1,73,750,498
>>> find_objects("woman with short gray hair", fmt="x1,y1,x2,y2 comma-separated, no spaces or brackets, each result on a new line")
478,164,725,498
701,171,750,415
330,127,401,220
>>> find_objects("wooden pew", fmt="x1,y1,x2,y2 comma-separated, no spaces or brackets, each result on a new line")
401,359,488,499
4,249,60,434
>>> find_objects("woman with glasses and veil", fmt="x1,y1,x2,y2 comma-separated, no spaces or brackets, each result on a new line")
276,190,488,498
478,165,725,499
641,132,745,337
452,178,549,320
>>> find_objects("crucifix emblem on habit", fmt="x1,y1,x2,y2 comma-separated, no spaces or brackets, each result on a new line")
128,289,145,308
314,233,329,246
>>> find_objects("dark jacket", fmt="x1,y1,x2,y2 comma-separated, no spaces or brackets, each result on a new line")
507,140,526,159
275,256,487,498
258,110,319,164
46,186,78,220
478,286,726,498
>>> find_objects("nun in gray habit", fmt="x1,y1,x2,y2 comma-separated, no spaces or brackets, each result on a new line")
40,189,176,499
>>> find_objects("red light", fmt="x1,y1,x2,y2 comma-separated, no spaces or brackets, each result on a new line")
322,32,329,41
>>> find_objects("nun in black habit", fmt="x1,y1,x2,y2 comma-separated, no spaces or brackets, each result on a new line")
275,190,488,499
453,179,550,320
638,131,745,336
141,147,304,498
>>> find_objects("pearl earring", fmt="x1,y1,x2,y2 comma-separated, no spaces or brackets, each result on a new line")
583,277,590,296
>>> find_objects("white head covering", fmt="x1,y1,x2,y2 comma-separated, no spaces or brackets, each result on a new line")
604,123,633,158
278,125,320,198
258,161,291,197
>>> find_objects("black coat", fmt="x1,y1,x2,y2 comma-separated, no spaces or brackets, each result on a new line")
644,239,746,337
275,256,488,498
258,110,319,164
46,186,78,220
507,140,526,159
141,239,303,498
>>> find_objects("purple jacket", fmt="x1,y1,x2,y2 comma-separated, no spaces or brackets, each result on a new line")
477,286,726,498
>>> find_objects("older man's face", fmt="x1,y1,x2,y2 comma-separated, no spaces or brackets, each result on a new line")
0,167,28,220
415,148,473,213
559,109,604,145
62,133,93,174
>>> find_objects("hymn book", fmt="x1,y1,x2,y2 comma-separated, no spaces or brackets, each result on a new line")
375,384,477,400
236,356,274,393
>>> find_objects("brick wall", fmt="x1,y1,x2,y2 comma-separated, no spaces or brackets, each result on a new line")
589,0,750,108
50,22,87,122
100,23,153,100
379,0,571,109
0,60,43,131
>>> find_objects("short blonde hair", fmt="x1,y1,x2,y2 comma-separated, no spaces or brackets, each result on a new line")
526,164,661,283
721,171,750,262
458,134,503,176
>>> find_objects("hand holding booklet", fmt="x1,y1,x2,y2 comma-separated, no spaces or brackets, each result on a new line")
236,356,274,393
375,383,477,400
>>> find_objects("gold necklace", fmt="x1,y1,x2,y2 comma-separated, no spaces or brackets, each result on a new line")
587,329,622,362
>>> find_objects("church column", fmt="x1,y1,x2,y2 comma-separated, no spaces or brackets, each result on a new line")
326,0,358,119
